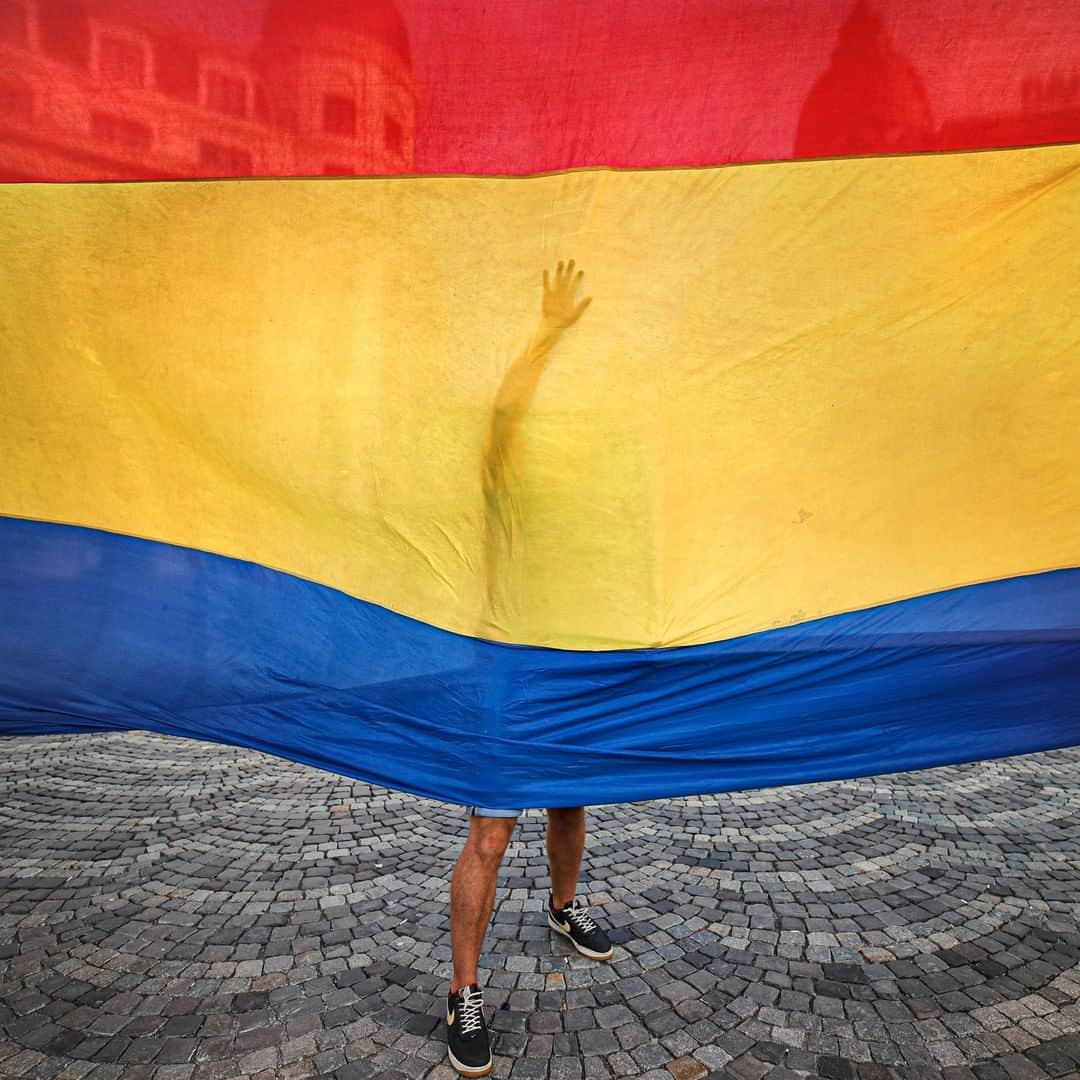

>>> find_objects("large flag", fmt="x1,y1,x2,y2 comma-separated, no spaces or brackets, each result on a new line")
1,0,1078,807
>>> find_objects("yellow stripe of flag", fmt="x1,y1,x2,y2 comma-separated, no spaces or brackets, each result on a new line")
1,143,1078,648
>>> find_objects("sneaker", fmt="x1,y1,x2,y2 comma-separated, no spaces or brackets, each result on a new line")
547,893,614,960
446,982,492,1077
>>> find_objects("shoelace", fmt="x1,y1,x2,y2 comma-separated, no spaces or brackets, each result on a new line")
457,988,484,1036
564,901,599,934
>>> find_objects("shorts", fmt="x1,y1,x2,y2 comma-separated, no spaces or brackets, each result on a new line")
466,806,523,819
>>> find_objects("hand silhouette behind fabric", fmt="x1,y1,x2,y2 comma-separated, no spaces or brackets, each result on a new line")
541,259,592,332
480,262,592,632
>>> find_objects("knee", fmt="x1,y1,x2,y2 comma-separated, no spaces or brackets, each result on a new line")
468,820,515,865
547,806,584,830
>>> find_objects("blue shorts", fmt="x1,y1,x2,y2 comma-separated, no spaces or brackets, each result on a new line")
466,806,522,819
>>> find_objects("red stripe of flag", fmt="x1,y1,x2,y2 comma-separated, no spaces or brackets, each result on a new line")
1,0,1077,181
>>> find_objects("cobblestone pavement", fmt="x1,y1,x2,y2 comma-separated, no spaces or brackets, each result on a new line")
1,734,1079,1080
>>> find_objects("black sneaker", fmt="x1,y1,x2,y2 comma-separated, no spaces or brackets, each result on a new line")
547,893,613,960
446,983,492,1077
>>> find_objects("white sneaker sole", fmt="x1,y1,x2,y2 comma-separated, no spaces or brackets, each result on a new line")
548,912,614,960
447,1043,492,1077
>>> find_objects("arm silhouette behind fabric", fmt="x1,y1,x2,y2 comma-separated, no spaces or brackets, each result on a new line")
481,261,592,627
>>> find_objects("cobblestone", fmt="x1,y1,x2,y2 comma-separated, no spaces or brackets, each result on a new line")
1,734,1079,1079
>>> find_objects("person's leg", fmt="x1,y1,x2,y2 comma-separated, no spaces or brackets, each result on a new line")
546,806,585,908
450,812,518,993
545,806,613,961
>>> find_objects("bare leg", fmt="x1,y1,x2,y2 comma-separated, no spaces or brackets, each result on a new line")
546,807,585,908
450,815,517,993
